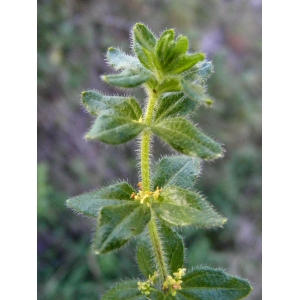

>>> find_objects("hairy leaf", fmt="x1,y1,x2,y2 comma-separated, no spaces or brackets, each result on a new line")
93,202,151,254
157,76,182,94
102,280,145,300
159,221,184,273
86,115,146,144
133,23,157,52
181,79,210,105
82,90,142,119
106,47,141,71
156,29,175,55
151,118,223,160
136,237,156,278
156,29,175,68
133,41,156,71
66,182,135,218
197,60,214,81
153,186,226,227
173,35,189,55
183,60,214,83
164,35,189,68
102,69,151,88
177,267,252,300
102,280,166,300
153,92,197,122
171,53,205,74
152,155,200,190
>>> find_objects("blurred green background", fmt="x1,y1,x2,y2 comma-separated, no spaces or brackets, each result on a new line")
37,0,261,299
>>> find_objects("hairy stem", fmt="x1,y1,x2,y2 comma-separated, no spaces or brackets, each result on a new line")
148,215,168,281
140,89,156,191
140,89,168,281
141,130,151,191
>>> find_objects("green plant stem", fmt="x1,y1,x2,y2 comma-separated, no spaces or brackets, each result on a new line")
140,89,156,191
141,89,168,282
141,130,151,191
148,215,168,281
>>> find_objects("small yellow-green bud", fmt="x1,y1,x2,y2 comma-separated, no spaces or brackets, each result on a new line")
163,268,186,296
137,281,151,295
153,187,162,200
205,99,214,106
148,271,158,285
173,268,186,280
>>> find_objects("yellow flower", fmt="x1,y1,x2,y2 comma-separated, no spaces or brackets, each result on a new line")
148,271,158,285
153,187,162,200
131,184,162,207
137,281,150,295
163,268,186,296
137,271,158,296
173,268,186,280
163,276,176,290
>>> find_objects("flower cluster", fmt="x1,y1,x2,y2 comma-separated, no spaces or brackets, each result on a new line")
137,271,158,296
163,268,186,296
131,182,162,207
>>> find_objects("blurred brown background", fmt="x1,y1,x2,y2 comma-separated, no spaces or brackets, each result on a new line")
37,0,261,299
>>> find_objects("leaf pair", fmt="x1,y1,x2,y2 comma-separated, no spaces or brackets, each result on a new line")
102,267,252,300
66,155,201,218
83,90,223,160
67,156,226,254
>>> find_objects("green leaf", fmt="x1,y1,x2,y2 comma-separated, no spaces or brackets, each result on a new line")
102,69,151,88
86,115,146,144
133,36,157,71
132,24,159,71
153,92,197,122
164,35,189,68
136,237,156,278
132,42,151,70
66,182,135,218
183,60,214,83
152,155,201,190
133,23,157,52
172,53,205,74
177,267,252,300
152,186,226,227
106,47,141,71
198,60,213,80
159,222,184,274
101,280,146,300
151,118,223,160
156,29,175,67
102,280,166,300
157,76,182,93
93,202,151,254
173,35,189,55
82,90,142,119
181,80,210,106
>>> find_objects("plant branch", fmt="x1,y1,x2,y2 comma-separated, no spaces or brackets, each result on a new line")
140,89,168,281
148,215,168,282
140,89,156,191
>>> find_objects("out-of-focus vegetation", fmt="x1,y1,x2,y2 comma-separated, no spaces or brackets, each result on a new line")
37,0,261,299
